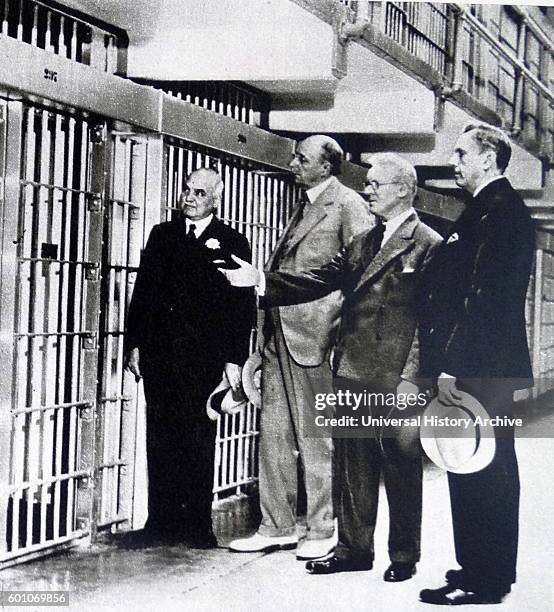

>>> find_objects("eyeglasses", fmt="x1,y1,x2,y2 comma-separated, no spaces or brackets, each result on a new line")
364,180,402,192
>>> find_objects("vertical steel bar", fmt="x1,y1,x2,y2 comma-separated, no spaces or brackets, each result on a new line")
166,144,175,220
52,113,68,540
1,0,8,35
235,408,245,493
63,116,77,537
220,415,229,491
176,145,184,197
16,0,23,41
98,136,119,525
0,101,24,558
118,137,146,526
31,4,38,47
74,120,103,538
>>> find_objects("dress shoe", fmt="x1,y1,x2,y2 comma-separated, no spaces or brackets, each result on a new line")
228,532,297,553
445,569,511,595
445,568,465,587
305,555,373,575
419,584,507,605
296,536,335,560
383,562,416,582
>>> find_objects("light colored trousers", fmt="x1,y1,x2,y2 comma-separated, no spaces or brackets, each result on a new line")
257,317,335,541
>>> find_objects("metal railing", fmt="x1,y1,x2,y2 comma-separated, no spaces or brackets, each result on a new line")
452,6,554,159
350,2,554,160
384,2,449,74
140,81,270,127
0,0,123,73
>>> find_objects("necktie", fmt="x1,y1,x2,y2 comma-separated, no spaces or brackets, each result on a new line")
277,197,307,256
296,195,308,222
371,219,386,257
187,223,197,239
288,195,307,233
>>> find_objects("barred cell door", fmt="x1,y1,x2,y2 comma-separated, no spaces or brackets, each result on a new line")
0,100,106,565
95,131,157,533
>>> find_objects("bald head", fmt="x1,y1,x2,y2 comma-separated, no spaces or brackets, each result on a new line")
290,135,344,188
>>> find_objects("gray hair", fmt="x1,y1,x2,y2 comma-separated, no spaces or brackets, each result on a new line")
366,153,417,197
463,123,512,173
189,167,224,202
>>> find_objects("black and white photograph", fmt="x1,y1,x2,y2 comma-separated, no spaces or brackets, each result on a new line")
0,1,552,610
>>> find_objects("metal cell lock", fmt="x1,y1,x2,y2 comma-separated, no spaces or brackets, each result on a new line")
82,333,97,350
87,193,103,212
84,263,100,281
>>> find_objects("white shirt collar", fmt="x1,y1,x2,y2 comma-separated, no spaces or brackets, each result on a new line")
382,207,415,246
306,176,334,204
186,213,214,238
473,175,505,198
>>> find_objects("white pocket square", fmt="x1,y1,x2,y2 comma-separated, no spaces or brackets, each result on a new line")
447,232,459,244
402,267,416,273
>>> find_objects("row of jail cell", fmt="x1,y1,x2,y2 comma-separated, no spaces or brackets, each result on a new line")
9,106,95,555
4,104,300,562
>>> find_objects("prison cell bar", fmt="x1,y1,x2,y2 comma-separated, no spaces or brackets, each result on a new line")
95,134,146,530
4,105,98,559
0,0,120,72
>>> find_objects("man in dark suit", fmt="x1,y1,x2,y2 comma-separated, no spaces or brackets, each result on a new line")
419,124,535,605
125,167,254,547
229,135,371,560
222,153,442,580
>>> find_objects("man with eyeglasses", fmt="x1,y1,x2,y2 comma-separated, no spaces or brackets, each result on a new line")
221,153,442,581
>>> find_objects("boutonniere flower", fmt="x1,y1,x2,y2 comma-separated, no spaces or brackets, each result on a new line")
205,238,221,250
446,232,459,244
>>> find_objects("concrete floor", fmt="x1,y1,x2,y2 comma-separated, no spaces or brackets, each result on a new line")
0,417,552,612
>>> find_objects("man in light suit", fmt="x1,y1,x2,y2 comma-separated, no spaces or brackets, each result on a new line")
419,124,535,605
125,168,255,547
229,135,372,560
222,153,442,580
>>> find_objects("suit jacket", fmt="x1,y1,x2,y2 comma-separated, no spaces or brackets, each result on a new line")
264,212,442,390
419,177,535,389
265,176,372,366
126,216,255,369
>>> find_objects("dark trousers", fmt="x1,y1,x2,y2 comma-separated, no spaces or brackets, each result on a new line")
141,353,219,538
448,381,519,594
333,390,422,564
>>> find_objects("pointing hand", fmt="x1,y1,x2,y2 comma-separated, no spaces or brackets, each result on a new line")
218,255,261,287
